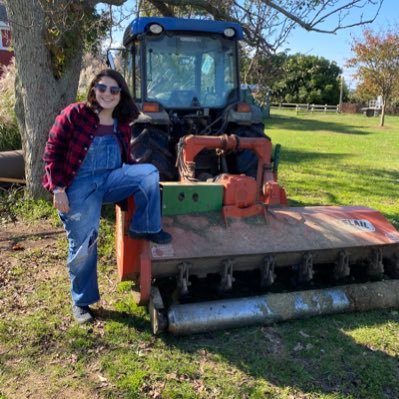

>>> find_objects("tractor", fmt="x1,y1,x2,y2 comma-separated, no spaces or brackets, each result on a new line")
113,17,399,334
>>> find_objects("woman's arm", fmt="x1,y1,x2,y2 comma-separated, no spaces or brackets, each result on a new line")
43,108,73,191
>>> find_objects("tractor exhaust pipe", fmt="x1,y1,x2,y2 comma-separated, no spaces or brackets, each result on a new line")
167,280,399,335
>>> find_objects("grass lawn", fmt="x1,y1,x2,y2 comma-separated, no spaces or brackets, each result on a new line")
267,109,399,229
0,110,398,399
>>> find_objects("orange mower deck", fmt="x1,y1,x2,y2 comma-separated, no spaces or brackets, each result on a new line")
115,135,399,334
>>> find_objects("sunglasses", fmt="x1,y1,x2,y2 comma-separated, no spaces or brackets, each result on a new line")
94,83,122,95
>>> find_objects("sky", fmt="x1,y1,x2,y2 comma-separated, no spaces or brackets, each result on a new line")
283,0,399,88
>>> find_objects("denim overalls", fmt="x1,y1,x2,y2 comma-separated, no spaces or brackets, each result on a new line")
60,122,161,306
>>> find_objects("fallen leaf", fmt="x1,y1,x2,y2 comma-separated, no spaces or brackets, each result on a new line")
69,353,78,364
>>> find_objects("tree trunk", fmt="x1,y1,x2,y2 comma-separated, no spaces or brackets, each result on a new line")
5,0,84,198
379,102,385,127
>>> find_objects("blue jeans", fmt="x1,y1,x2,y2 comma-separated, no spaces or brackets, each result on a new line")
59,135,161,306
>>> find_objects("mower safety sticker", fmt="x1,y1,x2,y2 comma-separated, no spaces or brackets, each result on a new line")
385,232,399,242
151,244,175,258
340,219,375,232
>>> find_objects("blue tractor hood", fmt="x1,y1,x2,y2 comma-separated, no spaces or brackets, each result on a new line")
123,16,244,45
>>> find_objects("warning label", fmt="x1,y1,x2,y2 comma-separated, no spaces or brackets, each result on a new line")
151,244,175,258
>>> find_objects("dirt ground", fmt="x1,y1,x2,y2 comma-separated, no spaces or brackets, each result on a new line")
0,218,113,398
0,218,63,250
0,218,65,303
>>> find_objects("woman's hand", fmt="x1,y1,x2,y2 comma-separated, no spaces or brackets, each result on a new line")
53,191,70,213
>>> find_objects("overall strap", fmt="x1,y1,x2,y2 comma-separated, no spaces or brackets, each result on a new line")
112,118,129,162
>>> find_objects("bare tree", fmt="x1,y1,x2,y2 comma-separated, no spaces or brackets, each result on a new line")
4,0,384,197
144,0,384,52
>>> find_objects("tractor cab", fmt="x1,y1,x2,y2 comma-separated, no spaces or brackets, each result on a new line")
123,17,242,112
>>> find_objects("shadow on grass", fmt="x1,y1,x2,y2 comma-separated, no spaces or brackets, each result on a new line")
0,229,64,244
278,148,351,164
267,113,372,135
94,307,150,333
340,165,399,185
284,178,399,209
162,310,399,398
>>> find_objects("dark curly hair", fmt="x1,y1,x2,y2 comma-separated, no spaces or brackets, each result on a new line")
87,69,139,123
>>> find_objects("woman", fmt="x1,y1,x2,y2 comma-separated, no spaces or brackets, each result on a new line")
42,69,171,324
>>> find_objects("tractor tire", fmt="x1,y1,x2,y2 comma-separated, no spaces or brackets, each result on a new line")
131,127,177,181
230,123,269,178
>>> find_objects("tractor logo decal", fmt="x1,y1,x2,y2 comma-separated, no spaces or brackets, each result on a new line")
341,219,375,232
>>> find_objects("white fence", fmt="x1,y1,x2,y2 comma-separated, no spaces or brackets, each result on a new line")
271,103,340,113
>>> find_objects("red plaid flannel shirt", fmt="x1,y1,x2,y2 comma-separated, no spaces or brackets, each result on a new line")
42,102,133,191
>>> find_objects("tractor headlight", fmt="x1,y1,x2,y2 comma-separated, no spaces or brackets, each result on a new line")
224,28,235,38
148,23,163,35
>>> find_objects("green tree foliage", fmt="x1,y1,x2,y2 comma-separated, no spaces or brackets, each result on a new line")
241,51,287,90
347,28,399,126
270,54,342,104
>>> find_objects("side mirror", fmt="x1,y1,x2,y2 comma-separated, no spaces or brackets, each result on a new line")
106,49,116,70
106,48,126,71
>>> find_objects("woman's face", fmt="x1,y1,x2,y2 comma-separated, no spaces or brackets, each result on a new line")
94,76,121,111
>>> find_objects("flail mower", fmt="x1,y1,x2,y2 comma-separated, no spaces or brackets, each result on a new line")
113,17,399,334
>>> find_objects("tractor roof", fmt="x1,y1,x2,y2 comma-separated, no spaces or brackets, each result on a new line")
123,16,243,45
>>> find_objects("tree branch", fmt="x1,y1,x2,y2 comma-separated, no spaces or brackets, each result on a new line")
86,0,126,7
147,0,174,16
144,0,384,53
260,0,384,34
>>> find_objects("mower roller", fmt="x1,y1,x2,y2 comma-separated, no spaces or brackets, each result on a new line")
113,17,399,334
